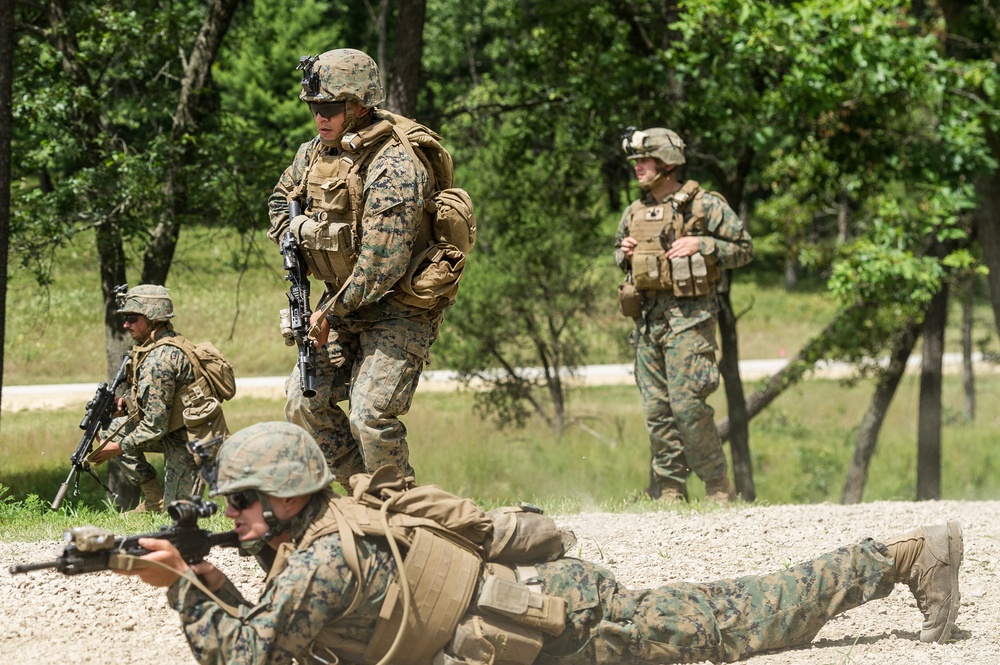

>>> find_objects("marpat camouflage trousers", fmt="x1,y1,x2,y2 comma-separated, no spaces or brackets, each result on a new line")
537,538,896,664
109,426,201,504
632,315,726,488
284,314,441,484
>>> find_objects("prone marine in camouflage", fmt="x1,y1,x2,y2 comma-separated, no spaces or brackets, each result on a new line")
614,127,754,503
267,48,446,483
118,422,965,665
89,285,220,511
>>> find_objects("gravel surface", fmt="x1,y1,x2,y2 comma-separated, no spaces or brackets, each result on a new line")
3,500,997,664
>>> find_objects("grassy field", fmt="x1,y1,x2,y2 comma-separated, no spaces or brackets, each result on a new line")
2,226,999,527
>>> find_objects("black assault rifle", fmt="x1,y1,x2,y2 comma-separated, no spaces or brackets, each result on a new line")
10,497,240,576
50,350,132,511
280,198,318,397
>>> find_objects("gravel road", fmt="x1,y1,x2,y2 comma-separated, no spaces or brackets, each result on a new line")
3,499,997,664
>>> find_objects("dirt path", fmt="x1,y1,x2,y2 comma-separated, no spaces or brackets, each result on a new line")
3,499,997,664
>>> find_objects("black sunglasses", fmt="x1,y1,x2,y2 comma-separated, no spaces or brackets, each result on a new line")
309,101,347,119
123,314,142,324
225,489,260,511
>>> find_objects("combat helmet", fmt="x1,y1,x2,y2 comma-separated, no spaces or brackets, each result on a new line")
622,127,686,165
297,48,385,107
213,422,334,498
116,284,174,322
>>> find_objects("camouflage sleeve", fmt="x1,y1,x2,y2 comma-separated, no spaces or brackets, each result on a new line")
170,534,395,664
337,142,428,313
267,139,321,244
117,346,193,456
700,193,754,269
613,205,632,271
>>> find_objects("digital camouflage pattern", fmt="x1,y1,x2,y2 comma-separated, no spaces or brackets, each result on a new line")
167,489,898,665
614,189,754,493
168,493,399,664
284,312,441,481
532,539,895,664
109,329,200,504
214,421,334,497
299,48,385,106
116,284,175,322
268,107,441,483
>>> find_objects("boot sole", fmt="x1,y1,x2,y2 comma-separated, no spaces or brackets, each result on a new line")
921,521,963,643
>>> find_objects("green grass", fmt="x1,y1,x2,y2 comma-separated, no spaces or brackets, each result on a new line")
3,373,999,536
3,225,1000,537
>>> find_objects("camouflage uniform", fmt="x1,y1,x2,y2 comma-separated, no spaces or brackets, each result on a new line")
167,491,896,664
614,189,753,495
267,50,444,483
109,329,201,504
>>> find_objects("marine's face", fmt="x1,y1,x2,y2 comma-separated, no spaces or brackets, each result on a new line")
311,101,348,144
224,490,268,542
122,313,151,344
310,101,370,145
633,157,662,190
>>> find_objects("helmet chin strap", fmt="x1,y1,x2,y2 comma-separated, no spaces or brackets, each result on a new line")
241,494,292,556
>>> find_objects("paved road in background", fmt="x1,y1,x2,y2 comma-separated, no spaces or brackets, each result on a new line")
2,353,989,413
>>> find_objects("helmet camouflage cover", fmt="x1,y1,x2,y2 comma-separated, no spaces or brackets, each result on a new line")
297,48,385,107
213,422,334,497
116,284,174,322
622,127,686,166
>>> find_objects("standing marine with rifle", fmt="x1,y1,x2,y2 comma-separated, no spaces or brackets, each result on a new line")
614,128,754,504
87,285,233,512
268,48,474,485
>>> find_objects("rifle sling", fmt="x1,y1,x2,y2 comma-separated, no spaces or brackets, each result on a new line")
109,553,241,617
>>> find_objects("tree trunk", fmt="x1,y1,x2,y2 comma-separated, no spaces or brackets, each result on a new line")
384,0,426,118
841,318,921,503
141,0,240,286
962,279,975,422
974,133,1000,339
0,0,12,426
717,302,868,441
917,283,948,500
717,284,755,501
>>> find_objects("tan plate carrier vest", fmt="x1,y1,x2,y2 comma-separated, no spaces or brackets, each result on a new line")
627,179,722,297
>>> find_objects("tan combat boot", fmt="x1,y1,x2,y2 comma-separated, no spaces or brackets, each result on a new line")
657,478,687,503
885,521,963,643
127,479,165,514
703,475,734,503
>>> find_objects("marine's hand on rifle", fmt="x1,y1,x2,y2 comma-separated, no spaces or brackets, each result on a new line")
88,438,123,465
309,310,331,348
113,537,189,587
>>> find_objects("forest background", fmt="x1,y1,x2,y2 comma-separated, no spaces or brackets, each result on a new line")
3,0,1000,512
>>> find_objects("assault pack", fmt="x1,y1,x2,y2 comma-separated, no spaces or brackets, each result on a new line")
130,334,235,444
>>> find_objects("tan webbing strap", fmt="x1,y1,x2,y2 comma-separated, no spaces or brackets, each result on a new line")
109,553,242,617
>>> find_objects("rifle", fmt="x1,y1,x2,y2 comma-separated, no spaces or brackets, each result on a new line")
280,198,318,397
10,497,240,576
50,350,132,511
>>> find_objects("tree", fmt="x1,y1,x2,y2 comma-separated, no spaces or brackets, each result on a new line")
0,0,13,425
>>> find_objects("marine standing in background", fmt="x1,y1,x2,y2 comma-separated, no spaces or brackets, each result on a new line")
614,128,754,503
90,285,229,512
267,48,464,484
